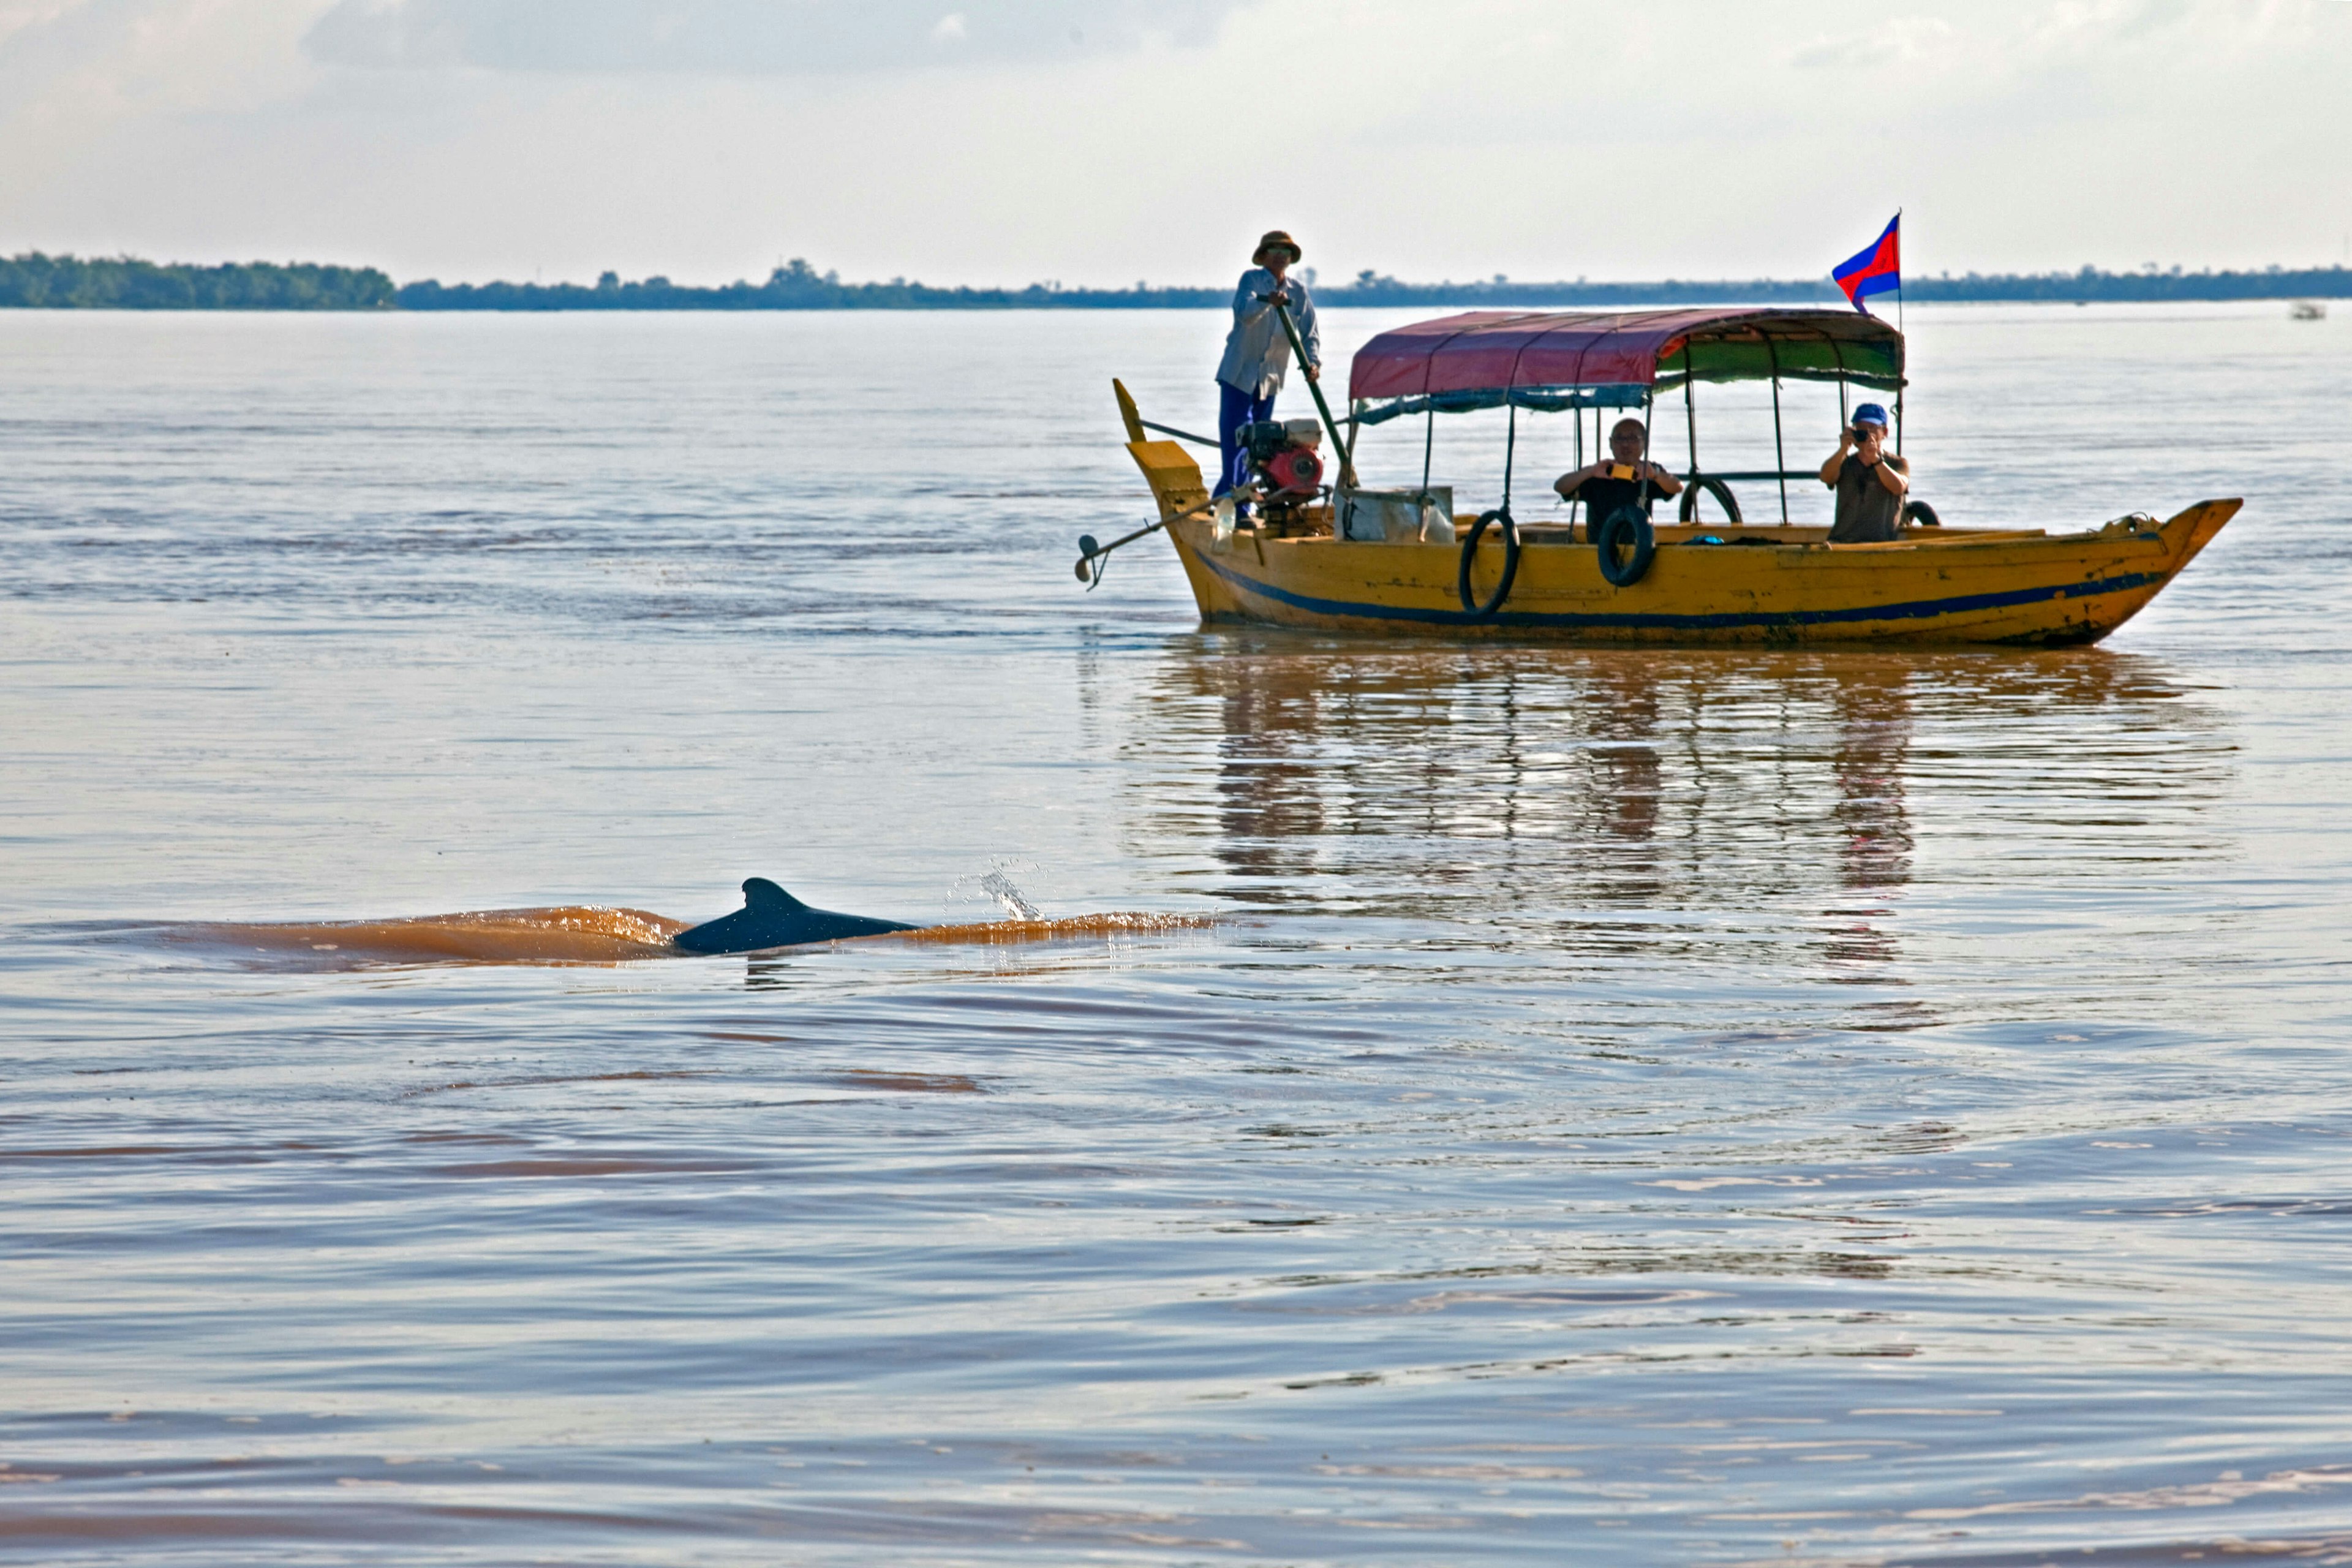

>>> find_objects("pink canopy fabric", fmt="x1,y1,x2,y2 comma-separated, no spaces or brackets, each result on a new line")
1348,307,1901,404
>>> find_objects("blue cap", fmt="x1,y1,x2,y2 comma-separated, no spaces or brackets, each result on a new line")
1852,402,1890,429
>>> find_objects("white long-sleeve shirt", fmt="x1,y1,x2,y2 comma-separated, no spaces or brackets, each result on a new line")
1215,267,1321,399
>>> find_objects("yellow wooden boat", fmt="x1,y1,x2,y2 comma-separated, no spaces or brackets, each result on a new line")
1096,307,2238,647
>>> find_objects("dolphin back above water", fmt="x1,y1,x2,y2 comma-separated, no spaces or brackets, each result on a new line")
671,877,920,955
160,879,1204,968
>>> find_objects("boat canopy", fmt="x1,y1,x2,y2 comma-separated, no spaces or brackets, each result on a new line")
1348,307,1904,427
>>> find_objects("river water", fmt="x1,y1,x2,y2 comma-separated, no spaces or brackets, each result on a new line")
2,302,2348,1566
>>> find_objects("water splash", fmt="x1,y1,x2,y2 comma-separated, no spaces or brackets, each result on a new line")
978,869,1041,921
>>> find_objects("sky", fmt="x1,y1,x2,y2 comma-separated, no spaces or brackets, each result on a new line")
0,0,2346,287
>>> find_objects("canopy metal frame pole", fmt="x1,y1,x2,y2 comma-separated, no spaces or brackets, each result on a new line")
1683,344,1699,485
1502,402,1518,510
1494,333,1547,521
1421,405,1435,495
1570,401,1583,532
1764,337,1789,523
1639,391,1655,514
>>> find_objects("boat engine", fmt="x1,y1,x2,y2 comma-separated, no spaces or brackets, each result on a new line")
1240,418,1325,500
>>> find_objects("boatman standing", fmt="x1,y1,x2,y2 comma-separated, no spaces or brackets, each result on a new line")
1215,230,1322,503
1819,402,1911,543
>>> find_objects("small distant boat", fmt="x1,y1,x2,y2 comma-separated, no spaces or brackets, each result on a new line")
1104,306,2240,648
2290,300,2327,321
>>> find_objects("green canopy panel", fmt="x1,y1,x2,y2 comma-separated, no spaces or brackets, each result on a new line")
1659,331,1904,391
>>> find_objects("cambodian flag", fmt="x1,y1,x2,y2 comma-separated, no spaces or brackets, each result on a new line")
1833,214,1901,312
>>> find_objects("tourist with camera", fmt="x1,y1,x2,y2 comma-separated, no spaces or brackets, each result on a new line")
1820,403,1912,542
1555,417,1683,527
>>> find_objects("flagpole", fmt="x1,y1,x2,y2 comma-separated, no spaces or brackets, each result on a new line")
1894,208,1905,340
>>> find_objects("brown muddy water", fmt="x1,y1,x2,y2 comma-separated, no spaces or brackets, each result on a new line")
1,303,2348,1565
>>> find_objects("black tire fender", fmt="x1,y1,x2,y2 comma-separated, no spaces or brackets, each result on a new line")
1595,507,1657,587
1455,507,1521,617
1676,475,1744,524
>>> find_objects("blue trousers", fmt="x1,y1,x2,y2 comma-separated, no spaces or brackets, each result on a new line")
1215,381,1274,498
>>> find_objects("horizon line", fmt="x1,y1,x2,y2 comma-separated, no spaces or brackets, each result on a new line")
6,251,2351,312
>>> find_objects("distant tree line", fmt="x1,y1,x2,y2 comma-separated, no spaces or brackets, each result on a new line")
392,260,1232,311
378,258,2352,311
1907,263,2352,304
1327,265,2352,307
0,252,395,309
7,250,2348,311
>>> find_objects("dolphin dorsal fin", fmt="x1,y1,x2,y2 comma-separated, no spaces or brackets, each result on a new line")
741,878,807,913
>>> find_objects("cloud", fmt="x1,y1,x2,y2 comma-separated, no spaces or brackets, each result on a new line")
0,0,82,47
301,0,1250,74
0,0,323,130
1789,18,1956,69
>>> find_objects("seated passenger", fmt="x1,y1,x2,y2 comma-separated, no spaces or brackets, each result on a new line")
1819,404,1910,543
1555,419,1683,529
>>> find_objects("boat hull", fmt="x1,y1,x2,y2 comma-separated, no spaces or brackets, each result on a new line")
1131,447,2237,648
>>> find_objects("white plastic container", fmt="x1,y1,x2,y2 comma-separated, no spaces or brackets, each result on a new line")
1339,487,1454,544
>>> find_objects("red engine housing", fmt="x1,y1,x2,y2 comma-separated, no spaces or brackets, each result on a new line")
1261,447,1324,496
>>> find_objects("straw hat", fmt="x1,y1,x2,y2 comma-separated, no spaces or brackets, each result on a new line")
1253,230,1302,266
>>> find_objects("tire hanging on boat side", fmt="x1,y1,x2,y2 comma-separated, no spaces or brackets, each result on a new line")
1677,476,1743,524
1595,507,1657,587
1456,507,1521,618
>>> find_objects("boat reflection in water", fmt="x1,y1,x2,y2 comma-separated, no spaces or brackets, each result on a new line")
1822,667,1912,975
1125,636,2231,1005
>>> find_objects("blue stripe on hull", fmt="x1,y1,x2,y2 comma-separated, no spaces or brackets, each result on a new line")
1191,549,2168,633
